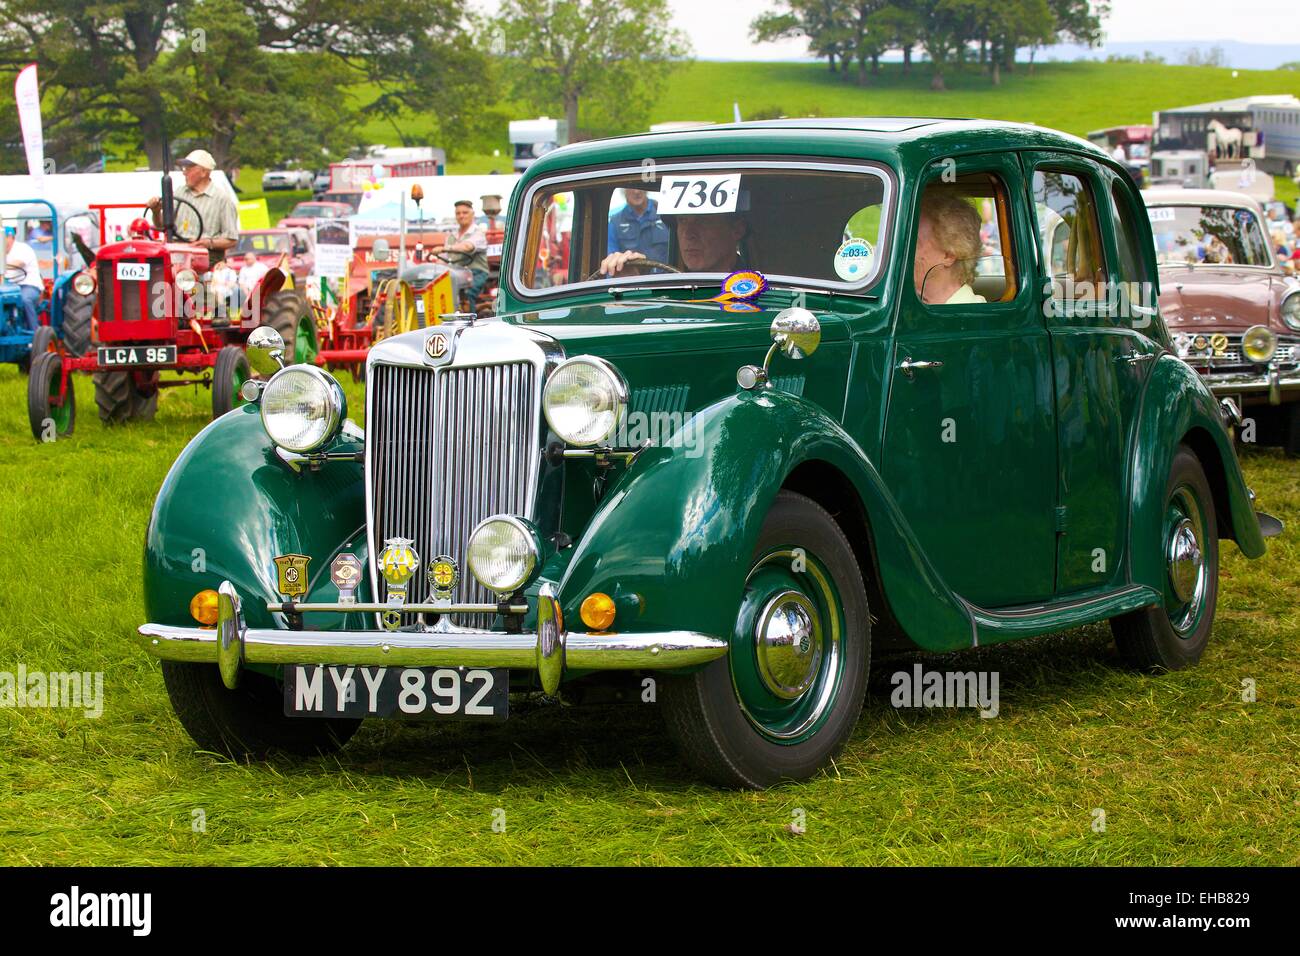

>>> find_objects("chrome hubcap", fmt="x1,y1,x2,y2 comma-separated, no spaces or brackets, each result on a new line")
1167,517,1202,604
754,590,822,699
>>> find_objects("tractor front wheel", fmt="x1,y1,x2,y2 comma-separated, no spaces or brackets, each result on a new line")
19,325,56,374
28,352,76,440
212,344,249,418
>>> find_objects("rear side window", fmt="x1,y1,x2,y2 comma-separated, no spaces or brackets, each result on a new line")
1033,170,1107,308
1110,182,1149,286
914,173,1017,307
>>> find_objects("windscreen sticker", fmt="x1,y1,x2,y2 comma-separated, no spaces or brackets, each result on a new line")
653,174,742,215
1147,207,1176,222
834,237,874,281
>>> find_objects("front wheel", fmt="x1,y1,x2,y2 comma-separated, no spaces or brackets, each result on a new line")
1111,446,1219,670
162,661,359,759
27,351,75,440
212,345,249,418
661,491,871,788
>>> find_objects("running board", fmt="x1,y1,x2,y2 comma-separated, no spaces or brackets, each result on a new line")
970,584,1161,645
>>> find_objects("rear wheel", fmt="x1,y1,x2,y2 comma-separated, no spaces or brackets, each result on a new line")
94,370,156,424
27,351,75,440
264,290,317,365
61,288,94,356
661,491,871,788
162,661,359,759
1111,446,1219,670
212,344,249,418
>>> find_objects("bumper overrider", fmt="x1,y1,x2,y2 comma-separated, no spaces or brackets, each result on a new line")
136,582,729,696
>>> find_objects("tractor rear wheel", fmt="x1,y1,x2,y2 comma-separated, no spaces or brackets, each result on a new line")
27,352,75,440
212,344,249,418
94,370,157,424
61,288,94,357
263,290,317,365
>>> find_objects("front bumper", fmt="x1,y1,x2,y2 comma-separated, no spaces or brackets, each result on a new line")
136,582,729,696
1193,363,1300,404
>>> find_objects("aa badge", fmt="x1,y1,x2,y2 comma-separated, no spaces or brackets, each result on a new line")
330,553,363,605
274,554,311,598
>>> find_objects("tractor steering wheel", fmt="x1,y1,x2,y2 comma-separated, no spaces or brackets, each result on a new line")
143,197,205,243
4,264,27,283
583,258,682,283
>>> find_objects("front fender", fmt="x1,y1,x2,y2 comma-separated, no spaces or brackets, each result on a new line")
1131,356,1266,589
143,405,369,631
558,389,974,652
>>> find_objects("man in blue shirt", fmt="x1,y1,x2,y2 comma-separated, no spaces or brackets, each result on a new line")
607,188,670,262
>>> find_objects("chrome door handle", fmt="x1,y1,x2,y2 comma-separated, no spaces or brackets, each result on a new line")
898,357,944,379
1118,350,1154,365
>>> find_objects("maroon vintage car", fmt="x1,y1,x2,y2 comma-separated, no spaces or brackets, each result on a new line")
1144,187,1300,453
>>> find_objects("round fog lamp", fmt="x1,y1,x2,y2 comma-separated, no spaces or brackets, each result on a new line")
466,515,542,595
190,589,220,626
260,365,345,452
72,272,95,296
543,356,628,447
1241,325,1277,364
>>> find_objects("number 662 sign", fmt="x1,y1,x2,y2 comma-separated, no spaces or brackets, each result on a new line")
654,174,742,214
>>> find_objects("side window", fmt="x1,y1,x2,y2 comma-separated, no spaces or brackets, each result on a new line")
1032,169,1107,306
1109,180,1156,321
914,174,1016,307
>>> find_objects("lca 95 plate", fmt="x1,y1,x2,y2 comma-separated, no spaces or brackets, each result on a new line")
284,665,508,721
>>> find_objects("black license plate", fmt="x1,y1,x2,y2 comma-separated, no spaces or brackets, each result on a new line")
97,345,176,367
283,665,508,720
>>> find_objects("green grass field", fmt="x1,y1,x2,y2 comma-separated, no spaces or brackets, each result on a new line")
0,361,1296,865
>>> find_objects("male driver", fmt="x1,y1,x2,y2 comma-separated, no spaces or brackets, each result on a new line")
146,149,239,262
4,225,45,330
429,200,489,303
598,211,746,277
607,188,669,262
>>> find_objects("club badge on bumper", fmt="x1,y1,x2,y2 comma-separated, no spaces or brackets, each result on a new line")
377,537,420,629
273,554,311,599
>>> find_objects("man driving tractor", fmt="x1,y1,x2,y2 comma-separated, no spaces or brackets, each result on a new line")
428,200,490,304
4,224,45,331
146,149,239,262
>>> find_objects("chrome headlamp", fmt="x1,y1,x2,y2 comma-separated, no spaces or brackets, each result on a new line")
260,365,345,453
542,355,629,447
1281,290,1300,332
466,515,543,595
72,271,95,296
1241,325,1277,364
175,268,198,293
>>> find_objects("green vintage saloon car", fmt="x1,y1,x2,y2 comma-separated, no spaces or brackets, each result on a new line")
137,118,1278,789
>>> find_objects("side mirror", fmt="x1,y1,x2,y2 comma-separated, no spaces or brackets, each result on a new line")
247,326,286,376
770,308,820,359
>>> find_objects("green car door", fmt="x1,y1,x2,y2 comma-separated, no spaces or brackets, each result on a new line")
1022,152,1161,595
882,153,1059,609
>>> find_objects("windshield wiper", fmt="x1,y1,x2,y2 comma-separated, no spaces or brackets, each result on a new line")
610,283,702,299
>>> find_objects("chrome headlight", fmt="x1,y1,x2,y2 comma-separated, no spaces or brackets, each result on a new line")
466,515,543,595
1241,325,1277,364
175,268,198,293
542,356,628,447
260,365,345,452
1282,291,1300,332
72,271,95,296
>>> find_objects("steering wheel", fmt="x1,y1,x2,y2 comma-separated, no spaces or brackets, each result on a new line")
4,264,26,283
143,197,205,243
583,258,682,282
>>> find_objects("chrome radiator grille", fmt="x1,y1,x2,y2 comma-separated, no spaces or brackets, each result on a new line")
368,361,539,629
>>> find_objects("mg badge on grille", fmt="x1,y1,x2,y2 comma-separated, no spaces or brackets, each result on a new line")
425,332,450,362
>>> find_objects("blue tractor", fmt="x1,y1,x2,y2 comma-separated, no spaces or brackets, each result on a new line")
1,199,98,376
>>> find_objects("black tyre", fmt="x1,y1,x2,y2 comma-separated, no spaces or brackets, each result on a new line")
94,370,156,424
263,290,317,365
61,287,94,356
1283,402,1300,458
212,344,249,418
27,351,75,440
161,661,359,760
660,491,871,789
1111,446,1219,670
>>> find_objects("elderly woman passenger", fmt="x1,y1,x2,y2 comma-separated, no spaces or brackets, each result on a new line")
912,191,987,305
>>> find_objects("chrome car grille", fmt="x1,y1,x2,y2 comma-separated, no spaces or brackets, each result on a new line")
368,361,539,629
1184,335,1300,372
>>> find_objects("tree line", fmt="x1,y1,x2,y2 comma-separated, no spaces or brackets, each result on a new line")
752,0,1108,89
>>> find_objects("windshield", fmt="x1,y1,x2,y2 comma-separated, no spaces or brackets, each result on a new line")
1148,204,1272,267
235,233,290,254
291,204,339,218
513,163,891,296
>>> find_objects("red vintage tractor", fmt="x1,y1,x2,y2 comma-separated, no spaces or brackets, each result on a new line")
26,180,312,440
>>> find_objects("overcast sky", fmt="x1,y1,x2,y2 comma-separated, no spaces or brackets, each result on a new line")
475,1,1300,60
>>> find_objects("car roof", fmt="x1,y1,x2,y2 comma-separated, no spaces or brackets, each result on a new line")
1142,188,1265,213
522,117,1105,182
